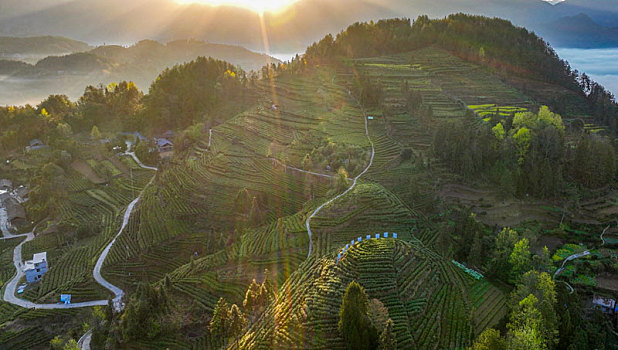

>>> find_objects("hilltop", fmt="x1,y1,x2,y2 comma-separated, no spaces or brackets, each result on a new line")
240,238,505,349
0,36,90,62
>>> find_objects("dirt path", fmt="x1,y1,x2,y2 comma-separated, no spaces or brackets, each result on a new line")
305,89,375,258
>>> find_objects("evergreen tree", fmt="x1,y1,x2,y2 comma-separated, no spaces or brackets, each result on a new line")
90,125,102,139
229,304,247,349
211,298,230,346
339,281,379,350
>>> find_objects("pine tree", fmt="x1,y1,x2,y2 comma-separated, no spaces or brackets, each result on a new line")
90,125,102,140
339,281,379,350
229,304,247,349
211,298,230,346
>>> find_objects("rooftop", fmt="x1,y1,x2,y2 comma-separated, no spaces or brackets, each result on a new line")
24,252,47,271
593,295,615,309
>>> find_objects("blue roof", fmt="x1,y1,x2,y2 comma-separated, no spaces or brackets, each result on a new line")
60,294,72,304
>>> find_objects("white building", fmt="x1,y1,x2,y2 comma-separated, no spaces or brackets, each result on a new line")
592,295,616,314
24,252,48,283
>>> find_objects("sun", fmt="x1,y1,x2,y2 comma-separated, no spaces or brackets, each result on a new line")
174,0,298,13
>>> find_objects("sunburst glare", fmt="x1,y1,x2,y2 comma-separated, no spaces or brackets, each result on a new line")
174,0,299,13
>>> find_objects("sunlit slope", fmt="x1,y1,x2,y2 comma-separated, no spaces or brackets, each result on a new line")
101,69,371,299
239,238,505,349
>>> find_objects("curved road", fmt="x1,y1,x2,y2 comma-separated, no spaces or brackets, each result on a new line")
305,89,375,257
553,250,590,294
2,154,157,311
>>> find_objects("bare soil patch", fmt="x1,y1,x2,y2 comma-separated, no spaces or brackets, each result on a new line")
71,159,106,184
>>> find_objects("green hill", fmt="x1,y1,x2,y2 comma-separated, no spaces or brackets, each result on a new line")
240,238,505,349
2,14,618,350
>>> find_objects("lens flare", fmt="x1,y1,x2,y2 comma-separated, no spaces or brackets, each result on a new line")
174,0,298,13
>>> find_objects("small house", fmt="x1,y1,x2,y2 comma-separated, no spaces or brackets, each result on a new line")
155,138,173,152
24,252,48,283
26,139,48,152
592,295,616,314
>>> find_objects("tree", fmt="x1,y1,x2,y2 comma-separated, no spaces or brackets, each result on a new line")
533,246,551,273
339,281,379,350
470,328,505,350
378,318,397,350
234,188,252,214
510,271,559,348
468,230,484,268
509,238,532,282
229,304,247,349
90,125,102,140
334,166,350,192
211,298,230,345
489,228,519,280
507,294,545,350
243,279,262,321
368,299,390,334
492,122,505,140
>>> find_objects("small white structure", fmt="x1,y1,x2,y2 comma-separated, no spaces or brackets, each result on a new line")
593,295,616,314
24,252,48,283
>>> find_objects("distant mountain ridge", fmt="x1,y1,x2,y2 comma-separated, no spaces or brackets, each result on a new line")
0,35,90,63
0,38,279,106
0,0,617,51
539,13,618,48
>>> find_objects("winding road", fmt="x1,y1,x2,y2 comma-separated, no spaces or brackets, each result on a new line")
305,89,375,258
553,250,590,294
1,153,157,312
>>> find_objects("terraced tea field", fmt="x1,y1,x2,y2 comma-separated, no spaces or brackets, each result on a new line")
240,239,505,349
